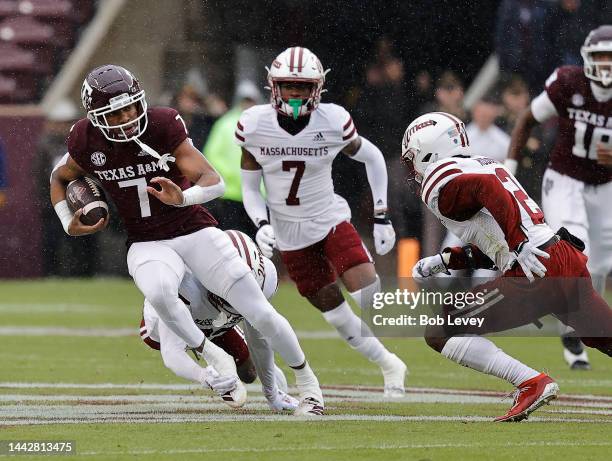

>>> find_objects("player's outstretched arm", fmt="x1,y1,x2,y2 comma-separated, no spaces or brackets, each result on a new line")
343,136,396,255
49,154,108,236
505,108,539,175
148,139,225,206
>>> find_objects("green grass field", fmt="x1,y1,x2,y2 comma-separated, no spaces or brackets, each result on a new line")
1,278,611,460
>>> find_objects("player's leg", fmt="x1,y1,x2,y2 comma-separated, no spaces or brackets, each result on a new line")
541,168,591,369
175,227,323,414
128,241,205,349
584,181,612,295
425,275,561,421
212,327,257,384
331,221,407,395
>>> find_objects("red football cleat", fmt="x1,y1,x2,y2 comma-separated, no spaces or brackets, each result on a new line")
494,373,559,422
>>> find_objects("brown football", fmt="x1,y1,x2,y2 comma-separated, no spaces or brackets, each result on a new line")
66,177,109,226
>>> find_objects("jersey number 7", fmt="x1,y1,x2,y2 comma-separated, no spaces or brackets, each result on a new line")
283,160,305,206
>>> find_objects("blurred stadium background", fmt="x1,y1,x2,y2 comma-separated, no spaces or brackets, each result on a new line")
4,0,610,279
1,2,612,458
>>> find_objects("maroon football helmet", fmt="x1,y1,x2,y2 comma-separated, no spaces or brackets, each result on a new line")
80,64,148,142
581,25,612,87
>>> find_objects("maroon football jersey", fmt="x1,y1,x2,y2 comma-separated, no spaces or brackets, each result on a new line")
544,66,612,185
68,107,217,245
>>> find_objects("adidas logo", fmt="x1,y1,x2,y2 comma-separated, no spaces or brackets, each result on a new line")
137,150,148,157
313,132,325,142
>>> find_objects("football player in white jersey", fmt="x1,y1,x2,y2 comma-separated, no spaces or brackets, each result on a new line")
139,230,298,412
238,47,407,397
402,112,612,421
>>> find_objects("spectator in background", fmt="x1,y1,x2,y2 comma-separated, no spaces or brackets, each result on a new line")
543,0,610,69
174,84,228,151
351,37,414,238
498,75,551,202
495,0,551,94
419,71,468,121
0,137,6,209
34,99,99,276
466,93,510,162
203,80,261,236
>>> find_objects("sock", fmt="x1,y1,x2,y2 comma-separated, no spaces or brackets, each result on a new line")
348,276,381,310
441,336,539,386
322,301,389,365
291,361,321,398
154,298,205,348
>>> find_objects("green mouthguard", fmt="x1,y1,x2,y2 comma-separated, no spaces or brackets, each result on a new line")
288,99,302,120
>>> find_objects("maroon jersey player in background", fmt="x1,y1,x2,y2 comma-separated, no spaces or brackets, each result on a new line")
49,65,324,416
506,25,612,370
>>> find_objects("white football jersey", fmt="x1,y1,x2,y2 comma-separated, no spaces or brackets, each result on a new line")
143,272,242,343
236,103,358,250
422,156,555,271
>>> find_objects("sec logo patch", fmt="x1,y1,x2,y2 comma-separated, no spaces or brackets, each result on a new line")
91,151,106,166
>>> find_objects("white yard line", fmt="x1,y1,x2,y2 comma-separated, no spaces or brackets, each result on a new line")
0,326,339,339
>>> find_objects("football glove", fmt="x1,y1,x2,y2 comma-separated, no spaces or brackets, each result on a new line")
512,239,550,282
373,212,396,255
200,366,238,396
412,254,450,280
256,222,276,258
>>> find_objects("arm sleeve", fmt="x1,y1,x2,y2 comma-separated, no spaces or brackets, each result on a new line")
158,320,204,383
242,320,278,401
437,173,525,249
241,168,268,227
530,91,558,123
350,136,388,210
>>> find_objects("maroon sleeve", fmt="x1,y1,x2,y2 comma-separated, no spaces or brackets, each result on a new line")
150,107,189,153
438,173,525,250
66,119,90,169
544,66,574,115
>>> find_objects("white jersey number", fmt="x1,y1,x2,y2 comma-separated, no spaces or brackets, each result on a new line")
118,177,151,217
572,122,612,159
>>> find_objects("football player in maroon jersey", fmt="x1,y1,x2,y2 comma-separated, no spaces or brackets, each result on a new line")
506,25,612,369
402,111,612,422
49,65,323,416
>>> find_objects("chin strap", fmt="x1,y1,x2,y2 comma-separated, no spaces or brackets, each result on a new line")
133,138,176,172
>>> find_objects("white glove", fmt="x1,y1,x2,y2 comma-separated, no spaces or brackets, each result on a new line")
267,389,299,412
200,365,238,396
504,158,518,175
412,254,450,280
512,239,550,282
256,224,276,258
373,222,396,255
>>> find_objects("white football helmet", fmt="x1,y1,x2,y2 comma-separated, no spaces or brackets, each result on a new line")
224,230,278,298
401,112,470,183
266,47,329,119
581,25,612,87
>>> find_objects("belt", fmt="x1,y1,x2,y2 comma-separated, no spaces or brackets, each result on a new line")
537,234,560,251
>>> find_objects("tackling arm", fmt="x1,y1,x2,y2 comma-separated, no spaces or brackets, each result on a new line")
242,320,278,402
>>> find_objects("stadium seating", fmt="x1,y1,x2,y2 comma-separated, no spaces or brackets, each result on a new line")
0,0,95,104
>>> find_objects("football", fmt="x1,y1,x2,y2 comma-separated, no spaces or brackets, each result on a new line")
65,177,109,226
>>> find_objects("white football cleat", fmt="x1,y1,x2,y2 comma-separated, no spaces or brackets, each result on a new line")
381,353,407,398
268,389,299,412
199,340,247,408
294,396,324,416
